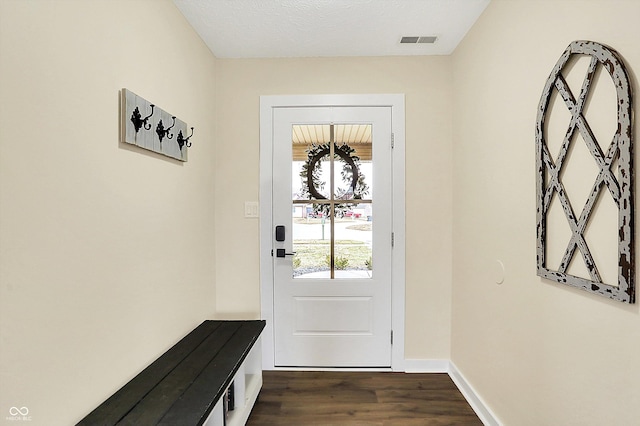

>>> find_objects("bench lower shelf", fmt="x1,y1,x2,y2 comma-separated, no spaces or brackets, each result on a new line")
205,338,263,426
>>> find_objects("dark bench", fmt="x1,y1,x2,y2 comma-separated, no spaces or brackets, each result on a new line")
77,320,266,426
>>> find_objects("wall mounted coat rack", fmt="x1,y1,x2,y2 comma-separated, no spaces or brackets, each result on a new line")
121,88,193,162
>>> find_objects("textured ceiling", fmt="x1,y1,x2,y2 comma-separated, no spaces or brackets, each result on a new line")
172,0,490,58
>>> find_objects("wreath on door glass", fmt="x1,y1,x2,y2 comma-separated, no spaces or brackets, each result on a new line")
299,143,369,216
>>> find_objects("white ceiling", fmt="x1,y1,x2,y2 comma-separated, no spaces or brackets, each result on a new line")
172,0,490,58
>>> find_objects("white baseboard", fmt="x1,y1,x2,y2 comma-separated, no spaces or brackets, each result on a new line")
448,361,501,426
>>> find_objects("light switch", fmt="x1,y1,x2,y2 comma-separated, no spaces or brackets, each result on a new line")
244,201,259,218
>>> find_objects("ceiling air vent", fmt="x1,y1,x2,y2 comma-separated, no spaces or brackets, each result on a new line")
400,36,438,44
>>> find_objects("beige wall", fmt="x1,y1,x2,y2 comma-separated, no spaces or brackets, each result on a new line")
7,0,637,424
451,0,640,424
214,56,454,359
0,1,217,424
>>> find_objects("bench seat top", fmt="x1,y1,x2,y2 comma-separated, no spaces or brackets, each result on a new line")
77,320,266,426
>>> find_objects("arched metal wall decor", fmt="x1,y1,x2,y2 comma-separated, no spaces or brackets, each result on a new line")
536,40,634,303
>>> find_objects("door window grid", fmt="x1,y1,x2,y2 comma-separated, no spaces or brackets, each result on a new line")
292,124,373,279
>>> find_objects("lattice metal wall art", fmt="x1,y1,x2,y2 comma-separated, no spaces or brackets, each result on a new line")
536,40,634,303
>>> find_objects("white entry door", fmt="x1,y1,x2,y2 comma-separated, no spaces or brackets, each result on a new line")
272,106,393,367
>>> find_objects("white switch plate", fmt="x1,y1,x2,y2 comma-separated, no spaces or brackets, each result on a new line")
244,201,259,218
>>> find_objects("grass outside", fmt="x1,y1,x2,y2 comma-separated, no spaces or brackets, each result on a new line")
293,239,372,270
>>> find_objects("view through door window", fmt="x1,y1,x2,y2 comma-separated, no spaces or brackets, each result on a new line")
291,124,373,279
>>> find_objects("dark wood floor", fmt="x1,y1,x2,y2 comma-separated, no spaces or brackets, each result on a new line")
247,371,483,425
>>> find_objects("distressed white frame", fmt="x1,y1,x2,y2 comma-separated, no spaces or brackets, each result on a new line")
536,41,634,303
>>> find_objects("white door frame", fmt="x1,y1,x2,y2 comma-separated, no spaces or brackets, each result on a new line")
259,94,406,371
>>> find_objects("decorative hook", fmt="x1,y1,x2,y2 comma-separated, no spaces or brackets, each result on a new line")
156,116,176,143
177,127,194,150
130,104,155,133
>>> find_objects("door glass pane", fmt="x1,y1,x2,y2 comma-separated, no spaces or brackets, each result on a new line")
334,204,373,278
333,125,372,201
292,125,330,201
292,204,331,278
291,124,373,279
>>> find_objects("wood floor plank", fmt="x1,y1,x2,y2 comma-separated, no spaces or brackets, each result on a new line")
247,371,482,425
376,389,479,405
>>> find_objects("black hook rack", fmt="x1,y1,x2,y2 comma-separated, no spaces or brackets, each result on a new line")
177,127,194,150
130,104,155,133
123,88,196,161
156,116,176,143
